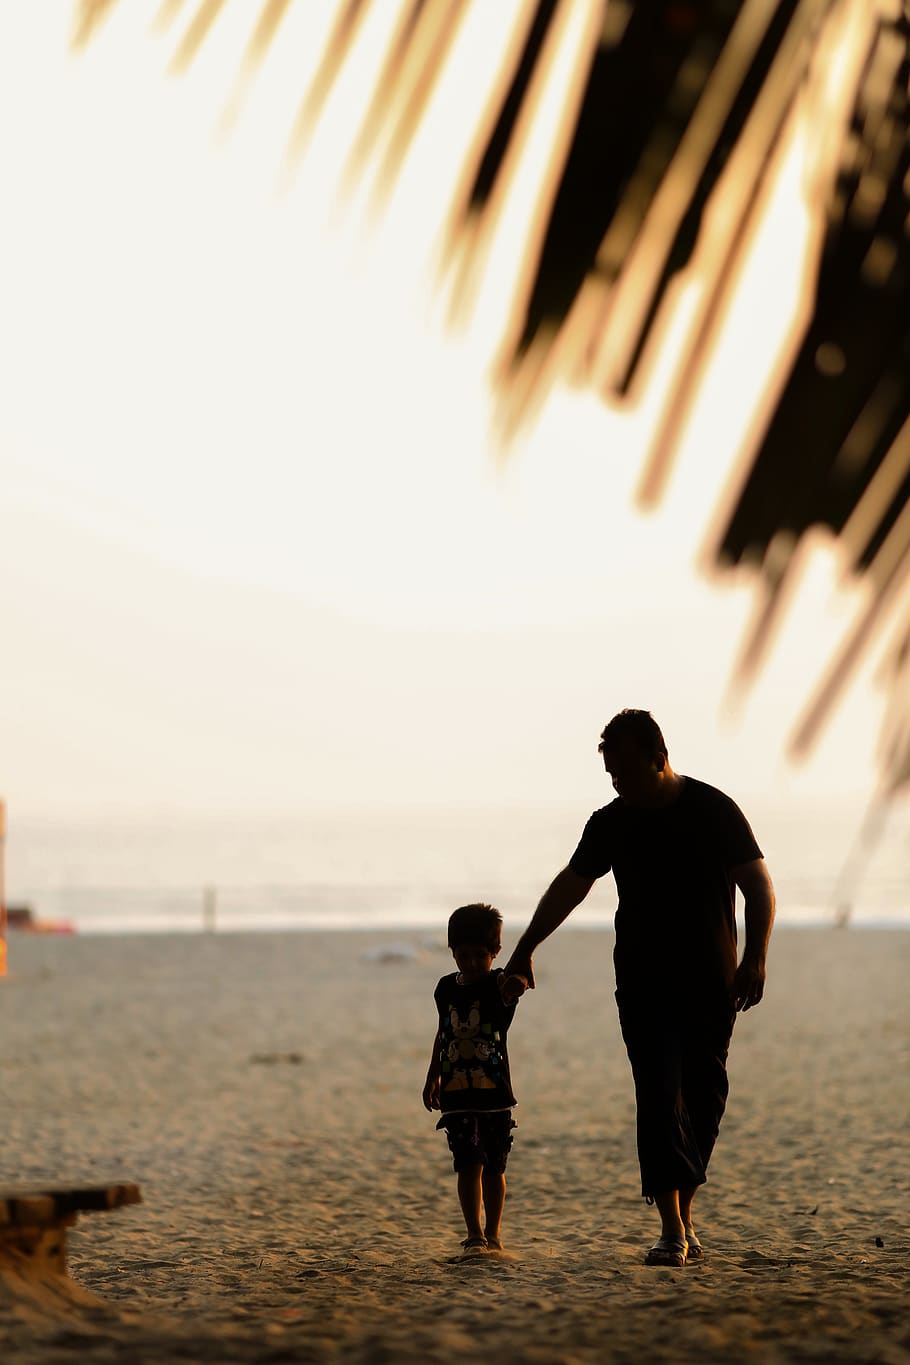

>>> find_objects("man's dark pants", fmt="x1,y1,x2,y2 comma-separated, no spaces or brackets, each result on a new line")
616,987,736,1198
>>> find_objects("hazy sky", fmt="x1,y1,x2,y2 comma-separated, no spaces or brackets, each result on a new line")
0,5,892,818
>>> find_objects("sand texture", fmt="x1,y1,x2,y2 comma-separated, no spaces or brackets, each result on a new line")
0,926,908,1364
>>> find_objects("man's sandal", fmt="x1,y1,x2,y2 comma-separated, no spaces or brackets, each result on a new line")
644,1235,688,1267
461,1236,488,1255
683,1228,703,1260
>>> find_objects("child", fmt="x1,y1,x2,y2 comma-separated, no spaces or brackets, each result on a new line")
422,902,527,1254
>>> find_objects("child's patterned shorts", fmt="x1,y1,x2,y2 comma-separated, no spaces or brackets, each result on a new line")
436,1112,516,1173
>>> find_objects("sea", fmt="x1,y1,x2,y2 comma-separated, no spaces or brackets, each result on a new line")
3,799,908,936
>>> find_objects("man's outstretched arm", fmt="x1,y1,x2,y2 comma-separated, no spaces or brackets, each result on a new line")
502,866,596,989
732,858,776,1011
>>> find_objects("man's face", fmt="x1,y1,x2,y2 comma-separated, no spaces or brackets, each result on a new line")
600,737,663,807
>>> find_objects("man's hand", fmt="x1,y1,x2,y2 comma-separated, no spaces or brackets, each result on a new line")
422,1076,441,1110
501,948,535,990
733,956,766,1012
502,868,594,988
732,858,774,1012
499,973,528,1005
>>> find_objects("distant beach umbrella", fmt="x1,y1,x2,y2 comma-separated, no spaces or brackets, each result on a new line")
69,0,910,789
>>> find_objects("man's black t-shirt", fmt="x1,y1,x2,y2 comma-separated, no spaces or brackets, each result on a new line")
434,968,517,1113
569,777,762,998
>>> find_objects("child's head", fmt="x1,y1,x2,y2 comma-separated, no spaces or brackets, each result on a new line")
447,902,502,981
448,902,502,952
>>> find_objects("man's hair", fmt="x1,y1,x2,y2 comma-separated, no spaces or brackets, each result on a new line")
447,902,503,950
597,709,668,761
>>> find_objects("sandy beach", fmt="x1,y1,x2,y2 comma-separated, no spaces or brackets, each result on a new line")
0,925,908,1364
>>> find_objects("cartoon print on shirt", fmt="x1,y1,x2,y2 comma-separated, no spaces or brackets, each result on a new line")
441,1001,502,1092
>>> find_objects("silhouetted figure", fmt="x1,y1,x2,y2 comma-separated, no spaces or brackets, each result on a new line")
422,903,527,1255
504,710,775,1266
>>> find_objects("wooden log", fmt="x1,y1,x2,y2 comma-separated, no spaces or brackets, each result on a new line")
3,1224,72,1275
0,1183,141,1225
3,1195,57,1226
0,1183,142,1280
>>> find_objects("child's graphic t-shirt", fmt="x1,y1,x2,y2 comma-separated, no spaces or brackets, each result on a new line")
433,968,517,1114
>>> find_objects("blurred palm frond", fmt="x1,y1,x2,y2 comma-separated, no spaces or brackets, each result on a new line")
72,0,910,803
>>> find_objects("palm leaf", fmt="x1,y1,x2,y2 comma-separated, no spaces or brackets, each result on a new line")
70,0,910,811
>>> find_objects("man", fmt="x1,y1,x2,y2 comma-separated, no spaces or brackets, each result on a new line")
503,709,774,1266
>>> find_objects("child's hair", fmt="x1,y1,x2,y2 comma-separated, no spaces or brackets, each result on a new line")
447,902,503,950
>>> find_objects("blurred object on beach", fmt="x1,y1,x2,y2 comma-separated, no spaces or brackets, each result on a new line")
4,905,76,937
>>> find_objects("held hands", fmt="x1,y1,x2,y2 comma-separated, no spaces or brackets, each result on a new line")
501,947,536,992
499,973,529,1005
733,956,766,1012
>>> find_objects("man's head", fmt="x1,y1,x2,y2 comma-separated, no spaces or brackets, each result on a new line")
597,709,673,807
447,902,502,981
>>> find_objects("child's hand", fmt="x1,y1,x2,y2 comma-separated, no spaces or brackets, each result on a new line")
422,1076,441,1111
499,973,528,1005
